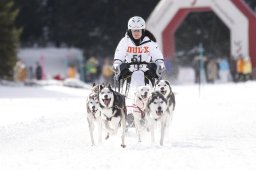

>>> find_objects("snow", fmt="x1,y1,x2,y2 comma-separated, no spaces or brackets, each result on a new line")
1,81,256,170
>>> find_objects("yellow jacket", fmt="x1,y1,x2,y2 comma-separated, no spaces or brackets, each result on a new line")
67,67,76,78
243,60,252,74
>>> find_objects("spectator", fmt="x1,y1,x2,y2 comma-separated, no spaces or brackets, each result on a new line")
101,58,114,85
236,55,244,81
13,59,27,82
243,57,252,81
218,57,230,83
229,55,237,82
206,58,218,83
86,56,98,82
35,62,42,80
193,55,206,83
27,66,34,80
13,59,21,82
67,64,77,78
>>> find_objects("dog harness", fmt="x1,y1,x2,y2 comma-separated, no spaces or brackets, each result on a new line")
102,105,126,121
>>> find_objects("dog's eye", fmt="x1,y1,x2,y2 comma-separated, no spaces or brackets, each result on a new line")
161,101,163,104
158,85,160,86
153,102,157,104
164,85,166,86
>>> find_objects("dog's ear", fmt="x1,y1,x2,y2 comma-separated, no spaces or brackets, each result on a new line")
108,84,115,92
165,80,170,86
154,80,159,89
108,84,112,89
99,84,105,90
92,82,96,87
155,80,160,85
165,80,172,91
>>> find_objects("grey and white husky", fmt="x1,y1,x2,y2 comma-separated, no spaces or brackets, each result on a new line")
154,80,175,112
133,85,151,142
146,91,169,146
86,89,102,146
98,84,127,148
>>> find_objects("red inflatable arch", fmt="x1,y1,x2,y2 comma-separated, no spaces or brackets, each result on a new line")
147,0,256,68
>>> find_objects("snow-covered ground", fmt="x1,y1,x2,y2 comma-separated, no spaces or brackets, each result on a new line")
0,81,256,170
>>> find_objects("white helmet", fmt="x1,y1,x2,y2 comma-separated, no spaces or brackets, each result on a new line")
128,16,146,30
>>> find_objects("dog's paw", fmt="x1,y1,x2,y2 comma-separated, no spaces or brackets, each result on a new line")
121,144,126,148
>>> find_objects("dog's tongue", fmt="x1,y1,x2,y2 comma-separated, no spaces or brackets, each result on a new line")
161,90,166,95
142,94,147,99
156,110,162,116
103,99,110,106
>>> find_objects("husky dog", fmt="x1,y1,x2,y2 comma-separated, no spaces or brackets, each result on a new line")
146,91,169,146
154,80,175,113
132,85,151,142
91,83,101,94
86,90,102,146
98,84,127,148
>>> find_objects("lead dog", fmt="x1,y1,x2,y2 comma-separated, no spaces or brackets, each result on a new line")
86,89,102,146
146,91,169,146
132,85,151,142
154,80,175,122
98,84,127,148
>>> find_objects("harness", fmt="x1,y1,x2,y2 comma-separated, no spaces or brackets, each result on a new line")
101,104,126,121
126,104,145,119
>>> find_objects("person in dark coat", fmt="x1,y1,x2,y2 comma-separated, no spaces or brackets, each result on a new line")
35,62,42,80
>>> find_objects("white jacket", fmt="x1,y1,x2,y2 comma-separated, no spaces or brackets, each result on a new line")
114,34,164,72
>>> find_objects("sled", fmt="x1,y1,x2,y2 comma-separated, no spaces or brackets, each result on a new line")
113,61,163,128
114,61,162,96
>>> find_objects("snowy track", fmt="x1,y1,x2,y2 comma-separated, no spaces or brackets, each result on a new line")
0,82,256,170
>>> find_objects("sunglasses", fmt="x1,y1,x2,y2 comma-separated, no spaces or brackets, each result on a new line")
131,29,142,33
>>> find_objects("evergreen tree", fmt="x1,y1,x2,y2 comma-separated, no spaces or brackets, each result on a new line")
14,0,46,46
0,0,21,79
